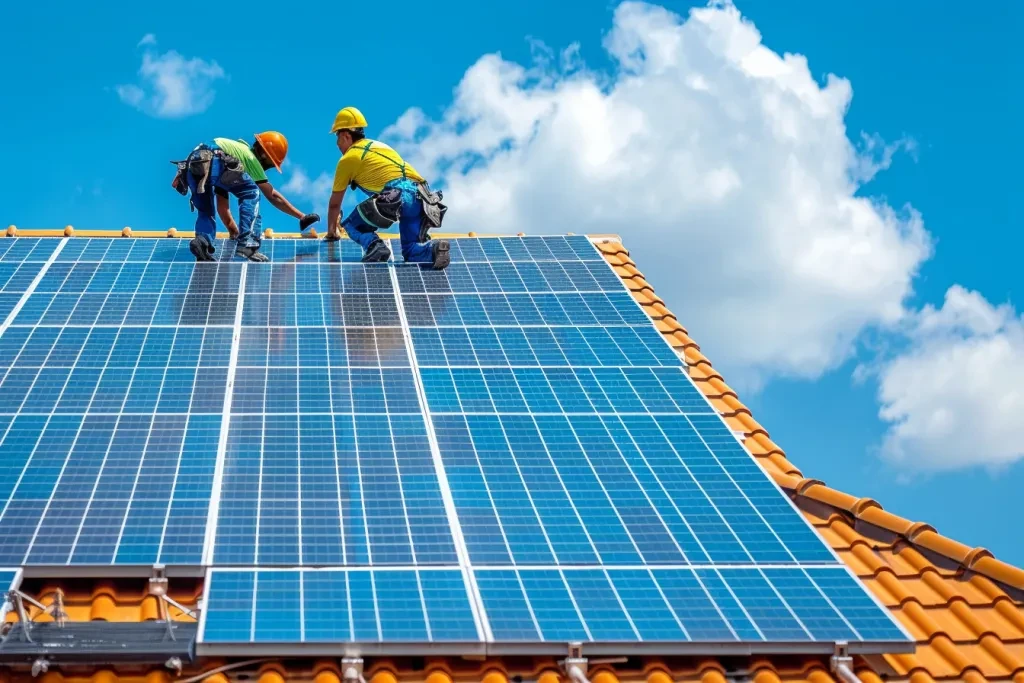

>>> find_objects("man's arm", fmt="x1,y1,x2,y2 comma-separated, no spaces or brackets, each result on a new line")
215,194,240,239
326,189,345,239
257,181,306,220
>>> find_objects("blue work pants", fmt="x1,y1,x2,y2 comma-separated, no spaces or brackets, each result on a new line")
342,178,434,263
186,151,263,248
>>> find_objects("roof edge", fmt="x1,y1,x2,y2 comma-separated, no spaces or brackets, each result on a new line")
593,236,1024,594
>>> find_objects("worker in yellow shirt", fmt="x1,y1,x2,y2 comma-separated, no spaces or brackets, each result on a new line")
324,107,450,269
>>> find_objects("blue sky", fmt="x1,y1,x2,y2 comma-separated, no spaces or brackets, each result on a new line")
3,1,1021,564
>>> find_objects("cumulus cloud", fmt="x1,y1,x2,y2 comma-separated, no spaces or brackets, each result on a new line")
381,0,931,390
281,166,336,216
116,37,227,118
875,286,1024,473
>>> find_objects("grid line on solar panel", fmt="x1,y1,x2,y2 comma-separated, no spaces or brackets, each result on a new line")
200,567,482,645
201,260,248,567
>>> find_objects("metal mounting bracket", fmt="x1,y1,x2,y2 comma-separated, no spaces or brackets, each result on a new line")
830,641,860,683
342,656,366,683
31,657,49,677
560,643,590,683
149,565,169,597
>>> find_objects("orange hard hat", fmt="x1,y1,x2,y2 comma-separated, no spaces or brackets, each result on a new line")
253,131,288,171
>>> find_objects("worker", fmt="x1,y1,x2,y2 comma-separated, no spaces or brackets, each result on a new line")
172,132,320,262
324,107,450,269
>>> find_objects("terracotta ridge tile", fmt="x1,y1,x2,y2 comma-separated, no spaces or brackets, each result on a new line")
671,330,698,347
704,377,735,397
794,477,826,495
970,556,1024,591
799,483,859,512
768,470,803,490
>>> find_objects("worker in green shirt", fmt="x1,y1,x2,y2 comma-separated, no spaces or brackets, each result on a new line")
173,131,319,262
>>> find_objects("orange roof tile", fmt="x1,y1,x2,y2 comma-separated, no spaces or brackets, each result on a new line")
2,231,1023,683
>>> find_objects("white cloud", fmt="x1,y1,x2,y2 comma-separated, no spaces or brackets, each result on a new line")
380,0,932,390
875,286,1024,473
281,166,335,216
116,42,226,118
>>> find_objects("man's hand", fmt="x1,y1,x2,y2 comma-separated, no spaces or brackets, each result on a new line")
299,213,320,230
326,189,345,242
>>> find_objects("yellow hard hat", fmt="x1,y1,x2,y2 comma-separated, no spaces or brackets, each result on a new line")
330,106,368,134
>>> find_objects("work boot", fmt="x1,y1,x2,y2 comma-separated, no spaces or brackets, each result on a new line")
189,235,216,262
431,240,450,270
361,239,391,263
235,243,269,262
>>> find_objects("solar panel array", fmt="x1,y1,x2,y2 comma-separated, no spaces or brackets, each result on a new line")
0,236,912,656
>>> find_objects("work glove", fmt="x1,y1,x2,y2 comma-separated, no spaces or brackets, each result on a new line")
299,213,320,230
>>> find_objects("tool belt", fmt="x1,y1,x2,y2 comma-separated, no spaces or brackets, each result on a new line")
169,145,247,199
416,181,447,242
353,187,404,232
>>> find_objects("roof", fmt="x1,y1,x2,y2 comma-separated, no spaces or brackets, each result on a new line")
2,229,1024,683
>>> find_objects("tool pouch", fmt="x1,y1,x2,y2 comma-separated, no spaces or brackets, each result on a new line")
416,181,448,241
355,188,403,231
216,151,247,189
170,161,189,196
187,148,214,194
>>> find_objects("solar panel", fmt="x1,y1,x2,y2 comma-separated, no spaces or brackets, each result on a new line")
0,240,235,566
206,256,458,568
0,236,912,657
199,567,482,652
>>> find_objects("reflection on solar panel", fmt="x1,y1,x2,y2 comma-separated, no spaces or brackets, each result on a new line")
0,236,912,657
209,257,458,568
